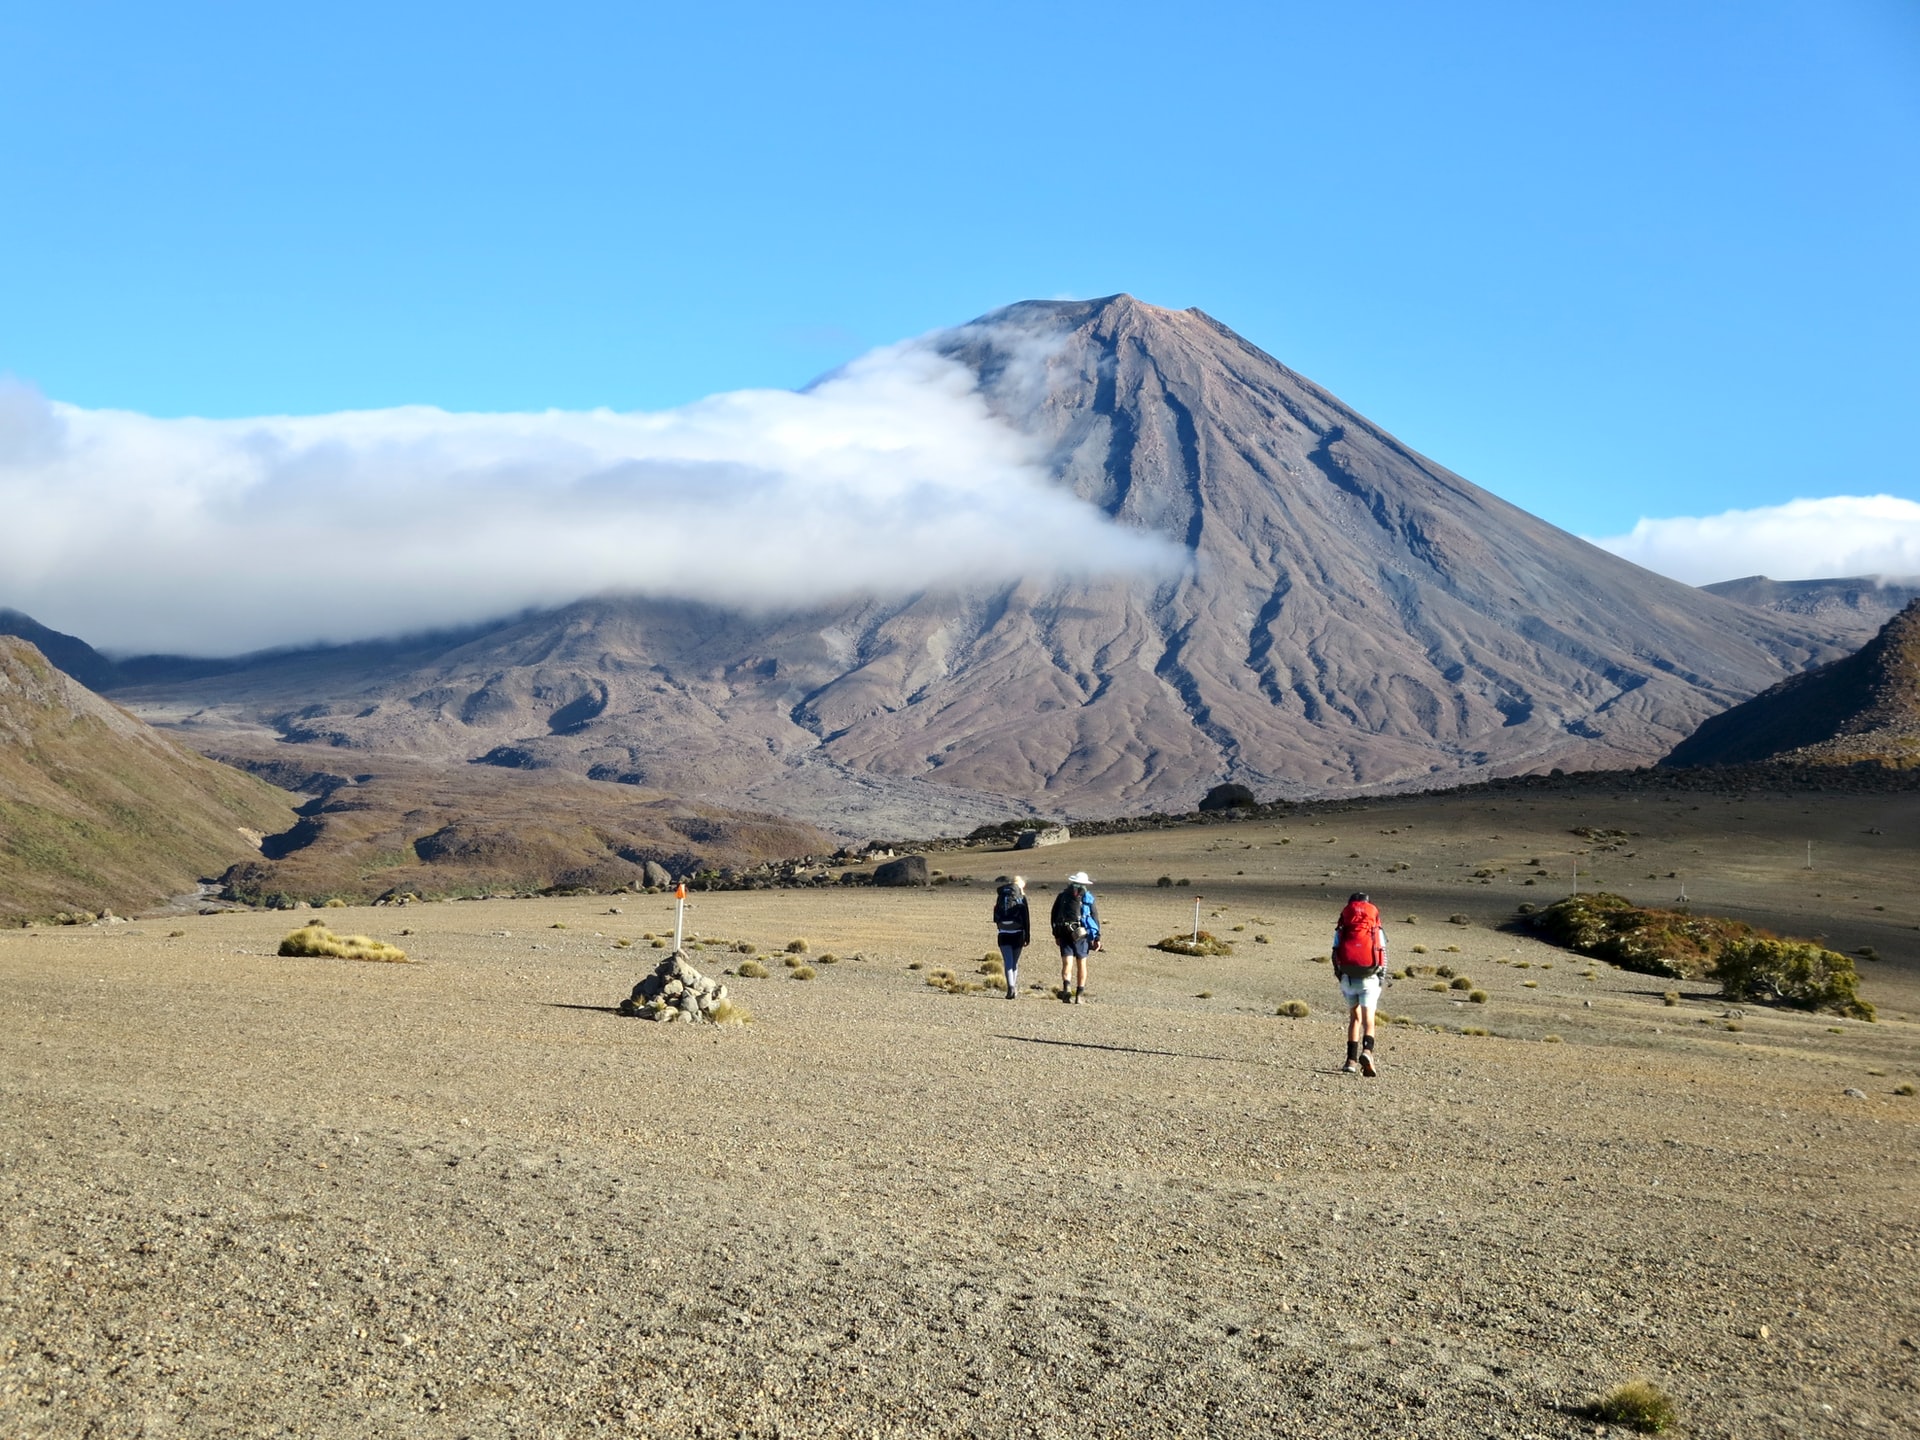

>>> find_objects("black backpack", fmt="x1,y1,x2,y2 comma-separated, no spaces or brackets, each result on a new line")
993,886,1023,928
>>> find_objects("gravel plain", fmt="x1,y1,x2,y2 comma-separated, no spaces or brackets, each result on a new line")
4,789,1918,1438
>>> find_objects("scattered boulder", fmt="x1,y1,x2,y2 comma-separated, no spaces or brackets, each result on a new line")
619,950,738,1023
1198,783,1259,812
873,855,931,887
1013,825,1070,850
642,860,672,889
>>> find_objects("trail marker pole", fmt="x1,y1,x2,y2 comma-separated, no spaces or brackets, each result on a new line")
1806,841,1813,870
1193,896,1204,943
673,882,688,952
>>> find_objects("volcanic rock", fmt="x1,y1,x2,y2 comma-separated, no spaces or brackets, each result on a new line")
873,855,931,887
1013,826,1071,850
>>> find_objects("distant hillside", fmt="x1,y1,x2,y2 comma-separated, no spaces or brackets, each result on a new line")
205,747,838,906
0,609,121,692
0,637,297,923
1702,576,1920,644
1663,600,1920,769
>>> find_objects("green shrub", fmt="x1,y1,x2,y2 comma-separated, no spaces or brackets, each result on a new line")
1527,892,1745,979
1590,1379,1679,1433
1717,938,1874,1020
1156,875,1173,887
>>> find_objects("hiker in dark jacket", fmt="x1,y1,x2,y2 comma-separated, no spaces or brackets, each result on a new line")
991,875,1030,1000
1050,871,1101,1004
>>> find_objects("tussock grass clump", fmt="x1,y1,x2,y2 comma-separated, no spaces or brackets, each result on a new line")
782,954,801,968
1151,932,1234,957
1894,1082,1916,1097
1442,944,1461,953
1522,979,1539,988
1428,983,1450,992
785,938,810,954
650,939,667,948
1276,1000,1309,1018
1435,964,1455,978
278,923,407,963
977,959,1001,976
1542,1033,1563,1043
735,959,770,979
323,897,347,908
167,929,186,938
1196,990,1213,999
906,961,923,970
1468,990,1488,1004
1662,990,1680,1006
817,952,839,964
1156,875,1173,887
1449,975,1472,990
1589,1379,1679,1433
708,997,751,1025
1410,944,1428,955
734,941,756,954
789,965,816,981
1254,934,1270,944
550,922,567,929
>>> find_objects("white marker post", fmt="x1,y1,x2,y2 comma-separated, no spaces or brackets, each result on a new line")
1806,841,1813,870
1192,895,1204,943
673,882,688,952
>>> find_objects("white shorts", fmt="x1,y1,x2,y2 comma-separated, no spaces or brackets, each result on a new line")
1338,973,1382,1012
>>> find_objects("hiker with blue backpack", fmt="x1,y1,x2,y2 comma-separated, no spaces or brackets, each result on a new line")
1050,871,1101,1004
991,875,1030,1000
1332,892,1387,1075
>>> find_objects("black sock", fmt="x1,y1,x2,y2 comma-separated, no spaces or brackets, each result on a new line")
1362,1035,1376,1053
1346,1040,1359,1063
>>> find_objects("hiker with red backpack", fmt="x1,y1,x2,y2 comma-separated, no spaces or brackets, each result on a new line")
1332,892,1388,1075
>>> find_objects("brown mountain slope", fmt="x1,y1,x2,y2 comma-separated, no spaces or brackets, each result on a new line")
109,296,1842,833
0,637,297,923
205,748,839,906
1663,599,1920,769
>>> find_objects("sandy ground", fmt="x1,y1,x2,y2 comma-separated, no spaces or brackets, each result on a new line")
3,786,1918,1438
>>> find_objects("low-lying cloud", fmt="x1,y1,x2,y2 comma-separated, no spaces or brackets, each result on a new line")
1590,495,1920,587
0,339,1185,656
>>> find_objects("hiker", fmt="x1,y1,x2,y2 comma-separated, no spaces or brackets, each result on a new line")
1332,891,1387,1075
1050,871,1101,1004
991,875,1030,1000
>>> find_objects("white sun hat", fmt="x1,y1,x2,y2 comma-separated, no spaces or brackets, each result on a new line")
1067,871,1092,885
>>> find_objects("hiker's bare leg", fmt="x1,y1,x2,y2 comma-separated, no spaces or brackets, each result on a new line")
1348,1006,1365,1045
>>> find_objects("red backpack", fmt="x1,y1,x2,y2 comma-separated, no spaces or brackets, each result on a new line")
1333,899,1383,975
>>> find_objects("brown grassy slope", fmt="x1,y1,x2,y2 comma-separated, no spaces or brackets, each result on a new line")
1665,599,1920,768
207,748,838,904
0,638,297,923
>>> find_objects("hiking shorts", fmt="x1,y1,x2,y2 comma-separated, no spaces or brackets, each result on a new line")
1056,932,1090,960
1338,972,1383,1013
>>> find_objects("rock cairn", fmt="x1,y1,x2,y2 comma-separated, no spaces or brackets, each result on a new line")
619,951,730,1023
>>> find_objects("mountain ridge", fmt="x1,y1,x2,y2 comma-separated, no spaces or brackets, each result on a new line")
52,295,1851,833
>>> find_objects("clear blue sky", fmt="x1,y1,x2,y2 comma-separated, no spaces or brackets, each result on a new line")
2,0,1915,537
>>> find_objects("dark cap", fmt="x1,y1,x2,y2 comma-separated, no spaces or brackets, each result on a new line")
1348,892,1368,902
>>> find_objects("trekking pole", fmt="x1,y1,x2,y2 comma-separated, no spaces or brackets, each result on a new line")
673,882,688,951
1193,895,1204,943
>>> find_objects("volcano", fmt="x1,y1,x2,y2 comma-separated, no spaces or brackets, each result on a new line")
103,296,1839,834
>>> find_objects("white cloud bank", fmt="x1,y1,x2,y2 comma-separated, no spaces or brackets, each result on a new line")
1590,495,1920,587
0,340,1185,656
